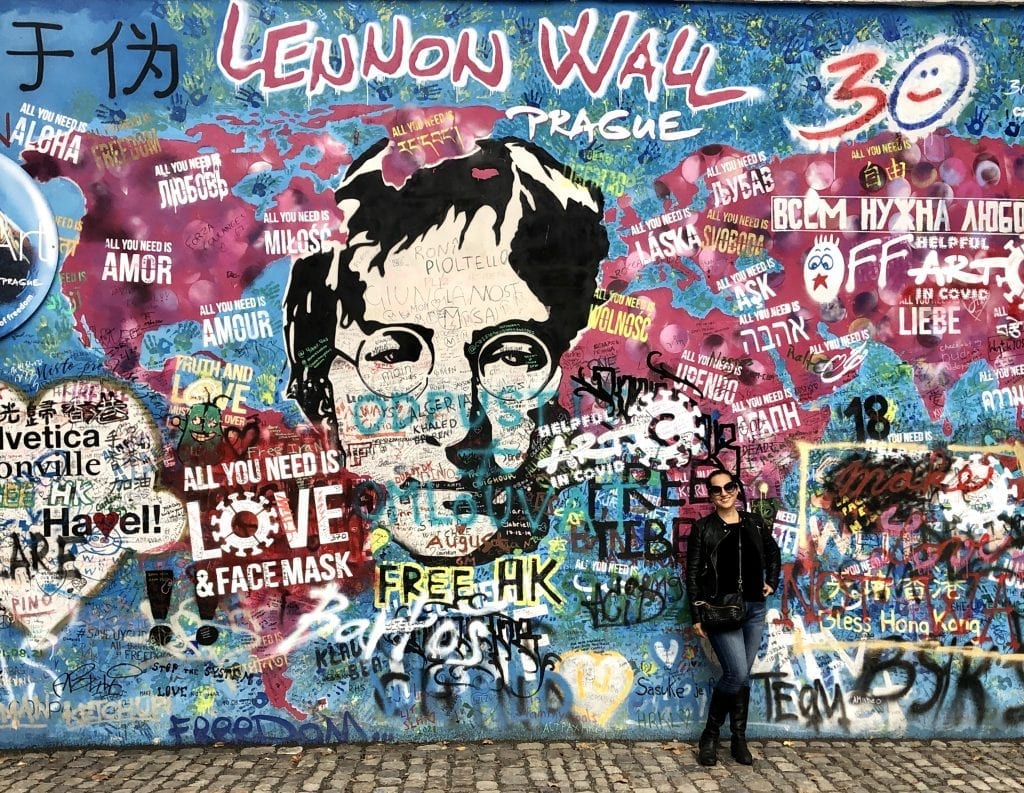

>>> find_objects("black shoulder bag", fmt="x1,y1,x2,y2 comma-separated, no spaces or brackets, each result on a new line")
694,519,745,632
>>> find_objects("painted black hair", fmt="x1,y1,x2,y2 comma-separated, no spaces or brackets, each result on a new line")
283,136,608,433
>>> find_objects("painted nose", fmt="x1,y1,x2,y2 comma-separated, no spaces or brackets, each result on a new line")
445,414,493,474
425,345,485,473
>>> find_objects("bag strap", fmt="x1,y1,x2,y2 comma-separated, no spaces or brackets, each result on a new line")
736,517,743,591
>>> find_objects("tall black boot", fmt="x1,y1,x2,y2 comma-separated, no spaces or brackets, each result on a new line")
730,685,753,765
698,688,733,766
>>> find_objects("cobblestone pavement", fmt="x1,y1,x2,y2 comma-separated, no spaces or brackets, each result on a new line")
1,739,1022,793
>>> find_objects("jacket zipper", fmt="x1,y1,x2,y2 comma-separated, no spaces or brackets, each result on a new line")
707,523,730,597
706,516,762,597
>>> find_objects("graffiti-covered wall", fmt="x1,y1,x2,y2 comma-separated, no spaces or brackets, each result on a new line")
1,0,1023,748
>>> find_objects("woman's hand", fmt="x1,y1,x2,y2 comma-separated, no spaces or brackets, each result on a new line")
763,583,774,597
693,622,706,639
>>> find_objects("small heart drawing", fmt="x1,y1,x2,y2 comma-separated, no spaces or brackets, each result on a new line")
962,294,988,320
558,651,634,726
225,420,260,458
93,512,120,537
654,638,680,668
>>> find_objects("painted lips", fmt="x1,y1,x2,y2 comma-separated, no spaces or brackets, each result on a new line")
908,87,943,102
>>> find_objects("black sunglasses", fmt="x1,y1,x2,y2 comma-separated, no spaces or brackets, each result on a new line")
709,482,739,495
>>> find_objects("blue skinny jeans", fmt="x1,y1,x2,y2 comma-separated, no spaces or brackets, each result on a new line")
706,601,767,694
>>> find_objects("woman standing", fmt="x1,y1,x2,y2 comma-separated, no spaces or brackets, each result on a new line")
686,468,781,766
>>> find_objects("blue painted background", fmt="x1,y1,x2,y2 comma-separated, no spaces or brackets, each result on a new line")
1,1,1024,747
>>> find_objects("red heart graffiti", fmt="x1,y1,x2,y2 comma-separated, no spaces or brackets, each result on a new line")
93,512,119,537
225,419,260,458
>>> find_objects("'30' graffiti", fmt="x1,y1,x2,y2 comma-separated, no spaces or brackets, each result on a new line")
789,39,975,144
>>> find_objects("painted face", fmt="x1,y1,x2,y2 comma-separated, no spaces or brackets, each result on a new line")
937,455,1009,536
803,237,844,304
187,403,223,444
176,401,224,465
889,41,973,132
329,210,561,561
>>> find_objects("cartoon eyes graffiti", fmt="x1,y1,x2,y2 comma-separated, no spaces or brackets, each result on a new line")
187,403,222,442
803,236,844,303
910,66,942,99
807,252,835,271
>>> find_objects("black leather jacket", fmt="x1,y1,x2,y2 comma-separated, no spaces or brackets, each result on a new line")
685,509,781,616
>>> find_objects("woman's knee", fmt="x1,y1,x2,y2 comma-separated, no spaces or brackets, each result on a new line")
717,666,749,693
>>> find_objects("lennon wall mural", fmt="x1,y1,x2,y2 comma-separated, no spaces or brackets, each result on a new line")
1,0,1023,747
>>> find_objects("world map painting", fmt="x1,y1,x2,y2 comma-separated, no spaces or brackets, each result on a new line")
1,0,1024,747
